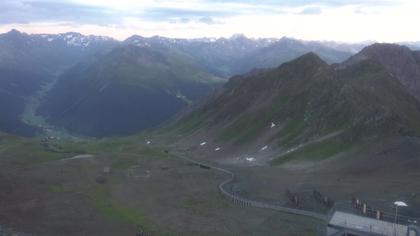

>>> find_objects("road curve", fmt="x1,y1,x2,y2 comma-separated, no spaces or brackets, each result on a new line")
172,154,327,222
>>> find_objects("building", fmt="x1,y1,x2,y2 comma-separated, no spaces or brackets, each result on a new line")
327,211,419,236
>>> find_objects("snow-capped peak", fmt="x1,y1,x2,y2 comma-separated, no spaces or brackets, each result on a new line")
53,32,114,47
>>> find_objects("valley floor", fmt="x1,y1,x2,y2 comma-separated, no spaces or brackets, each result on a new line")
19,77,80,140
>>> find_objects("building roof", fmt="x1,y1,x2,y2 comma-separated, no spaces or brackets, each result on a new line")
329,211,408,236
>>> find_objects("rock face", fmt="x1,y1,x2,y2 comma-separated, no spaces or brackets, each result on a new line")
342,43,420,100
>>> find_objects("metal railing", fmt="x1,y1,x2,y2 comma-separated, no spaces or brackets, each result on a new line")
173,154,327,221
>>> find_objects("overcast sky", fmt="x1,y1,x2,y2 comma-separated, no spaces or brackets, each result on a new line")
0,0,419,42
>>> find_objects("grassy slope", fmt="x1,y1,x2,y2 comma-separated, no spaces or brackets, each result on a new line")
1,132,324,235
72,45,218,90
37,45,223,137
171,54,420,165
271,61,420,164
271,139,354,165
0,133,173,234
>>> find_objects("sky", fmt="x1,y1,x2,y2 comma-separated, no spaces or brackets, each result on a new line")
0,0,419,42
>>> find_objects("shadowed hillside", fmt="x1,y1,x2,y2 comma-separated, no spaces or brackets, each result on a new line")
171,45,420,165
38,45,223,137
0,29,118,136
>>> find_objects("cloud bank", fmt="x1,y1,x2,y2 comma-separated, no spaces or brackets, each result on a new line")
0,0,418,42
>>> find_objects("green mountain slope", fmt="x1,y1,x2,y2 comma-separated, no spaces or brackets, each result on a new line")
171,48,420,164
342,43,420,101
0,29,117,136
38,45,223,137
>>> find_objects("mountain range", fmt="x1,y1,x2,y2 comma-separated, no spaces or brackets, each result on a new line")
171,43,420,165
4,29,420,139
0,29,370,137
125,34,362,77
4,30,420,236
0,29,117,136
37,45,222,137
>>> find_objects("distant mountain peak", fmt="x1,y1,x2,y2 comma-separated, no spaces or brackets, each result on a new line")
283,52,328,68
341,43,413,67
278,36,300,43
61,32,82,36
279,36,296,41
341,43,420,101
5,29,26,38
126,35,145,40
298,51,323,60
230,33,248,40
2,28,29,44
7,29,21,34
359,43,411,55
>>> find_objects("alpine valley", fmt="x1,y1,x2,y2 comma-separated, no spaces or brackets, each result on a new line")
3,28,420,236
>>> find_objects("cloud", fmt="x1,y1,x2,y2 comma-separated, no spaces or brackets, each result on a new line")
198,17,215,24
0,1,236,26
141,7,231,22
0,0,419,42
0,0,120,25
0,0,398,27
180,17,191,23
208,0,396,7
299,6,322,14
169,16,217,25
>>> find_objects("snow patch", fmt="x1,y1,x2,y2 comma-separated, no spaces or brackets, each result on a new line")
215,147,221,151
260,145,268,151
200,142,207,146
285,147,299,154
245,157,256,162
61,154,94,161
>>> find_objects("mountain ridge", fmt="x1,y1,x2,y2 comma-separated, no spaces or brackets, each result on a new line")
4,29,420,139
170,47,420,165
37,44,223,137
341,43,420,101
